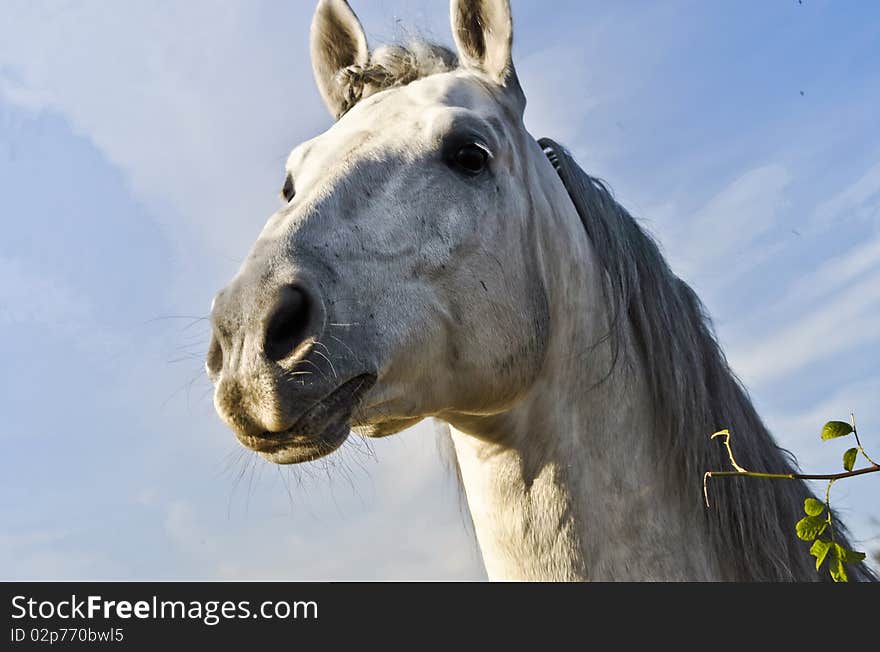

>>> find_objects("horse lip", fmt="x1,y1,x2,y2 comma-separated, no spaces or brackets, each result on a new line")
249,373,377,455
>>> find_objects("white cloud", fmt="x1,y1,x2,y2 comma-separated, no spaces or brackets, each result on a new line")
710,158,880,389
155,421,483,581
0,255,92,328
729,267,880,387
0,1,329,263
519,44,605,151
812,160,880,232
0,529,126,580
770,234,880,319
665,163,793,284
0,256,123,358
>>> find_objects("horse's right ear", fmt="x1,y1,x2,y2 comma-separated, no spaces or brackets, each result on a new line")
310,0,369,119
450,0,525,113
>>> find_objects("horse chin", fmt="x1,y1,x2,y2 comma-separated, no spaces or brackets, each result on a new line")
255,422,351,465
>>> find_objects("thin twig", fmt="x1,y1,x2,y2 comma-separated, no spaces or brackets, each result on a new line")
852,413,879,467
704,466,880,507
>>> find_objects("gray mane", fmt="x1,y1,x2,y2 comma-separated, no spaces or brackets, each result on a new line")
539,138,876,581
335,42,457,117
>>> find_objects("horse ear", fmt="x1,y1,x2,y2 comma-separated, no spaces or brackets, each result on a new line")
310,0,369,119
450,0,521,94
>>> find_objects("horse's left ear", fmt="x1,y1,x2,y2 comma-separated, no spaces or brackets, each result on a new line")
450,0,524,110
311,0,370,119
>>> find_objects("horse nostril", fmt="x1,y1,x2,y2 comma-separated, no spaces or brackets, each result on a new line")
206,333,224,378
264,284,313,362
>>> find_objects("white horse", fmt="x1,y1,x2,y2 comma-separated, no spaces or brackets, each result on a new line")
207,0,873,581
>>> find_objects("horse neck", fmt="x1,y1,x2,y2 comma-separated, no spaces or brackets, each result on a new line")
447,150,723,580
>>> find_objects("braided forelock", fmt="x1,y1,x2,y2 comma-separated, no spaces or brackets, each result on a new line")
334,41,458,118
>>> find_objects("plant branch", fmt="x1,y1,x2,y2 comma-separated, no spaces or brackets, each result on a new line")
703,465,880,508
852,413,879,467
704,422,875,581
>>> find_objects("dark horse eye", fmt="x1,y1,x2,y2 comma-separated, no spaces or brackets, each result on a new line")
452,144,489,175
281,175,295,202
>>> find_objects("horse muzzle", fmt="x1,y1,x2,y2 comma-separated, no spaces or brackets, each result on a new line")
207,267,378,463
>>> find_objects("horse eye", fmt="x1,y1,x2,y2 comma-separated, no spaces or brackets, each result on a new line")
281,175,295,202
452,144,489,175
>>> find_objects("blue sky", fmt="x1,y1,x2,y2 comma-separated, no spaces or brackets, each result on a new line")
1,0,878,579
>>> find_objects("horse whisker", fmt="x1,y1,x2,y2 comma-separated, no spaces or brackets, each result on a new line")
293,358,330,384
328,334,358,360
312,348,338,380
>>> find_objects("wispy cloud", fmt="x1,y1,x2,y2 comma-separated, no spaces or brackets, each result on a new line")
0,529,126,580
730,267,880,387
770,234,880,319
811,160,880,233
0,255,92,328
154,421,483,581
0,2,328,264
666,163,793,285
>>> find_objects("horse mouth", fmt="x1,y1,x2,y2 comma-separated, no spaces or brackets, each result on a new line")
241,374,376,464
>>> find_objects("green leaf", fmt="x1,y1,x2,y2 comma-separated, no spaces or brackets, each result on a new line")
804,497,825,516
829,556,848,583
809,538,832,570
821,421,854,440
796,515,828,541
842,448,858,472
832,543,867,565
844,550,867,564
